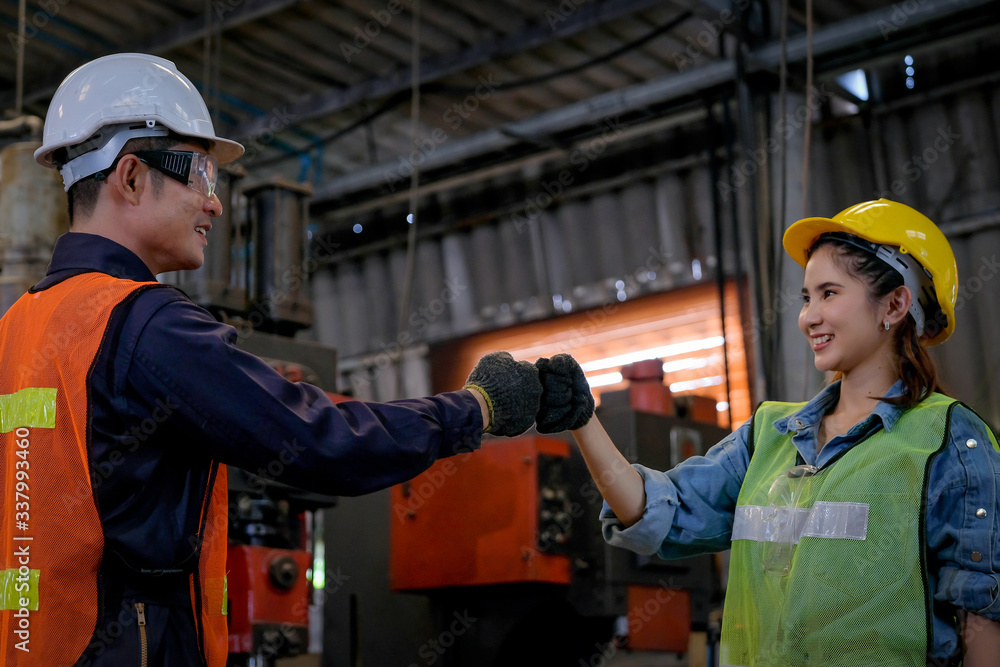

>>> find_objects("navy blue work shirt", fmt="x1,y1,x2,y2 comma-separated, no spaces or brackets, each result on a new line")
602,380,1000,660
36,232,483,665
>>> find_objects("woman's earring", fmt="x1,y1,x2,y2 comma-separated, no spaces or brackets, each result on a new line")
884,320,890,331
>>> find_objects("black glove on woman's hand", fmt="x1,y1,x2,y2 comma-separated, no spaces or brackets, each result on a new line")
464,351,542,437
535,354,595,433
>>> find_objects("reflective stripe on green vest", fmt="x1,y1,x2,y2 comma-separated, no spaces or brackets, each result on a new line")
720,393,955,667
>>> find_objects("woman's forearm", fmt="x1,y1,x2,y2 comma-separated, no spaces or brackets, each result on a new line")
963,612,1000,665
571,416,647,526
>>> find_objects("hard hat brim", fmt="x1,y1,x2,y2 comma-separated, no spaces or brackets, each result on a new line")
34,131,245,168
207,137,245,164
782,216,846,268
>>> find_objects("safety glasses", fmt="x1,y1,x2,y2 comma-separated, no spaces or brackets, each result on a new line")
128,150,219,199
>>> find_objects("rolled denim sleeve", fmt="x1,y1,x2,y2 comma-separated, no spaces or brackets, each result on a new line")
928,405,1000,620
601,419,750,558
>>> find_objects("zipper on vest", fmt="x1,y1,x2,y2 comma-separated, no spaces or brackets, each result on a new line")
135,602,148,667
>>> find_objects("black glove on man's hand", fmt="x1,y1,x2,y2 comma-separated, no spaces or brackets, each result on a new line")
535,354,595,433
464,351,542,437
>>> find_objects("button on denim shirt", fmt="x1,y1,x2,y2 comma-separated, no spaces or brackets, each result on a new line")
601,380,1000,659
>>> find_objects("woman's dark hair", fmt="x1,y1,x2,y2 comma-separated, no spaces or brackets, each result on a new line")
807,236,944,409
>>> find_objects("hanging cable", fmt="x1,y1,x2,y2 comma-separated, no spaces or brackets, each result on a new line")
395,0,422,397
199,0,225,122
777,0,788,242
249,12,694,171
801,0,814,218
705,93,734,429
799,0,816,399
204,0,212,110
213,12,222,124
14,0,26,115
436,12,693,95
769,0,790,396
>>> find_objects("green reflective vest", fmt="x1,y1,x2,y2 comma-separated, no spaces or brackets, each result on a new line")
721,393,961,667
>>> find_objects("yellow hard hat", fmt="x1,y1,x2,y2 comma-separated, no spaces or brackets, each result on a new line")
782,199,957,345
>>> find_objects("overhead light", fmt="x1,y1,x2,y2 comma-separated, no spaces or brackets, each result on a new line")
663,357,711,373
836,69,869,102
586,371,623,388
669,376,724,392
580,336,725,372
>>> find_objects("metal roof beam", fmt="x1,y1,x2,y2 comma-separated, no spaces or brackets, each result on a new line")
229,0,675,140
309,0,994,207
3,0,304,109
143,0,305,53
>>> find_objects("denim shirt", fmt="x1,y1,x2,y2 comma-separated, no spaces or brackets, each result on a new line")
601,380,1000,658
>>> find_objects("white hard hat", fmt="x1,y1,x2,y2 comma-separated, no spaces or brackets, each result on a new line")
34,53,244,190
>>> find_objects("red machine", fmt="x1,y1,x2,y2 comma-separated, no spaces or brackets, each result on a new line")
223,372,352,665
227,545,312,656
382,361,727,664
390,436,573,591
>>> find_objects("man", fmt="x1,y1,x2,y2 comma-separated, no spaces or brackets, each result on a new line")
0,53,540,666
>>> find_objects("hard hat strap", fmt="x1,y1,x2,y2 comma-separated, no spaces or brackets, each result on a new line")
57,121,170,191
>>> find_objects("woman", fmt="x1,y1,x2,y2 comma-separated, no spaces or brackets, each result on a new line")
535,199,1000,665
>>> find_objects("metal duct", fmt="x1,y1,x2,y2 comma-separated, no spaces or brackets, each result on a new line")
244,179,314,332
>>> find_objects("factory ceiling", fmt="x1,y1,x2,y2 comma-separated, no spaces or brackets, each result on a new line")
1,0,998,231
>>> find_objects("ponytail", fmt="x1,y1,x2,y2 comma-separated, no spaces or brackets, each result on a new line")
885,315,944,409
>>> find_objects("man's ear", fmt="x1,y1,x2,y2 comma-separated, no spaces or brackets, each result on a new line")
109,155,147,206
884,284,913,326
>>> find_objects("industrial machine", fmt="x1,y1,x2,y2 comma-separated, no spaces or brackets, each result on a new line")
160,170,340,666
388,359,729,665
210,178,342,667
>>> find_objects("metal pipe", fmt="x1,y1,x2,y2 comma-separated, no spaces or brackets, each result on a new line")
705,93,734,428
0,115,43,139
318,107,708,222
15,0,25,115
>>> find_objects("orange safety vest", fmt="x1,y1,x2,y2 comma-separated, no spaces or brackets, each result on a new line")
0,272,229,667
